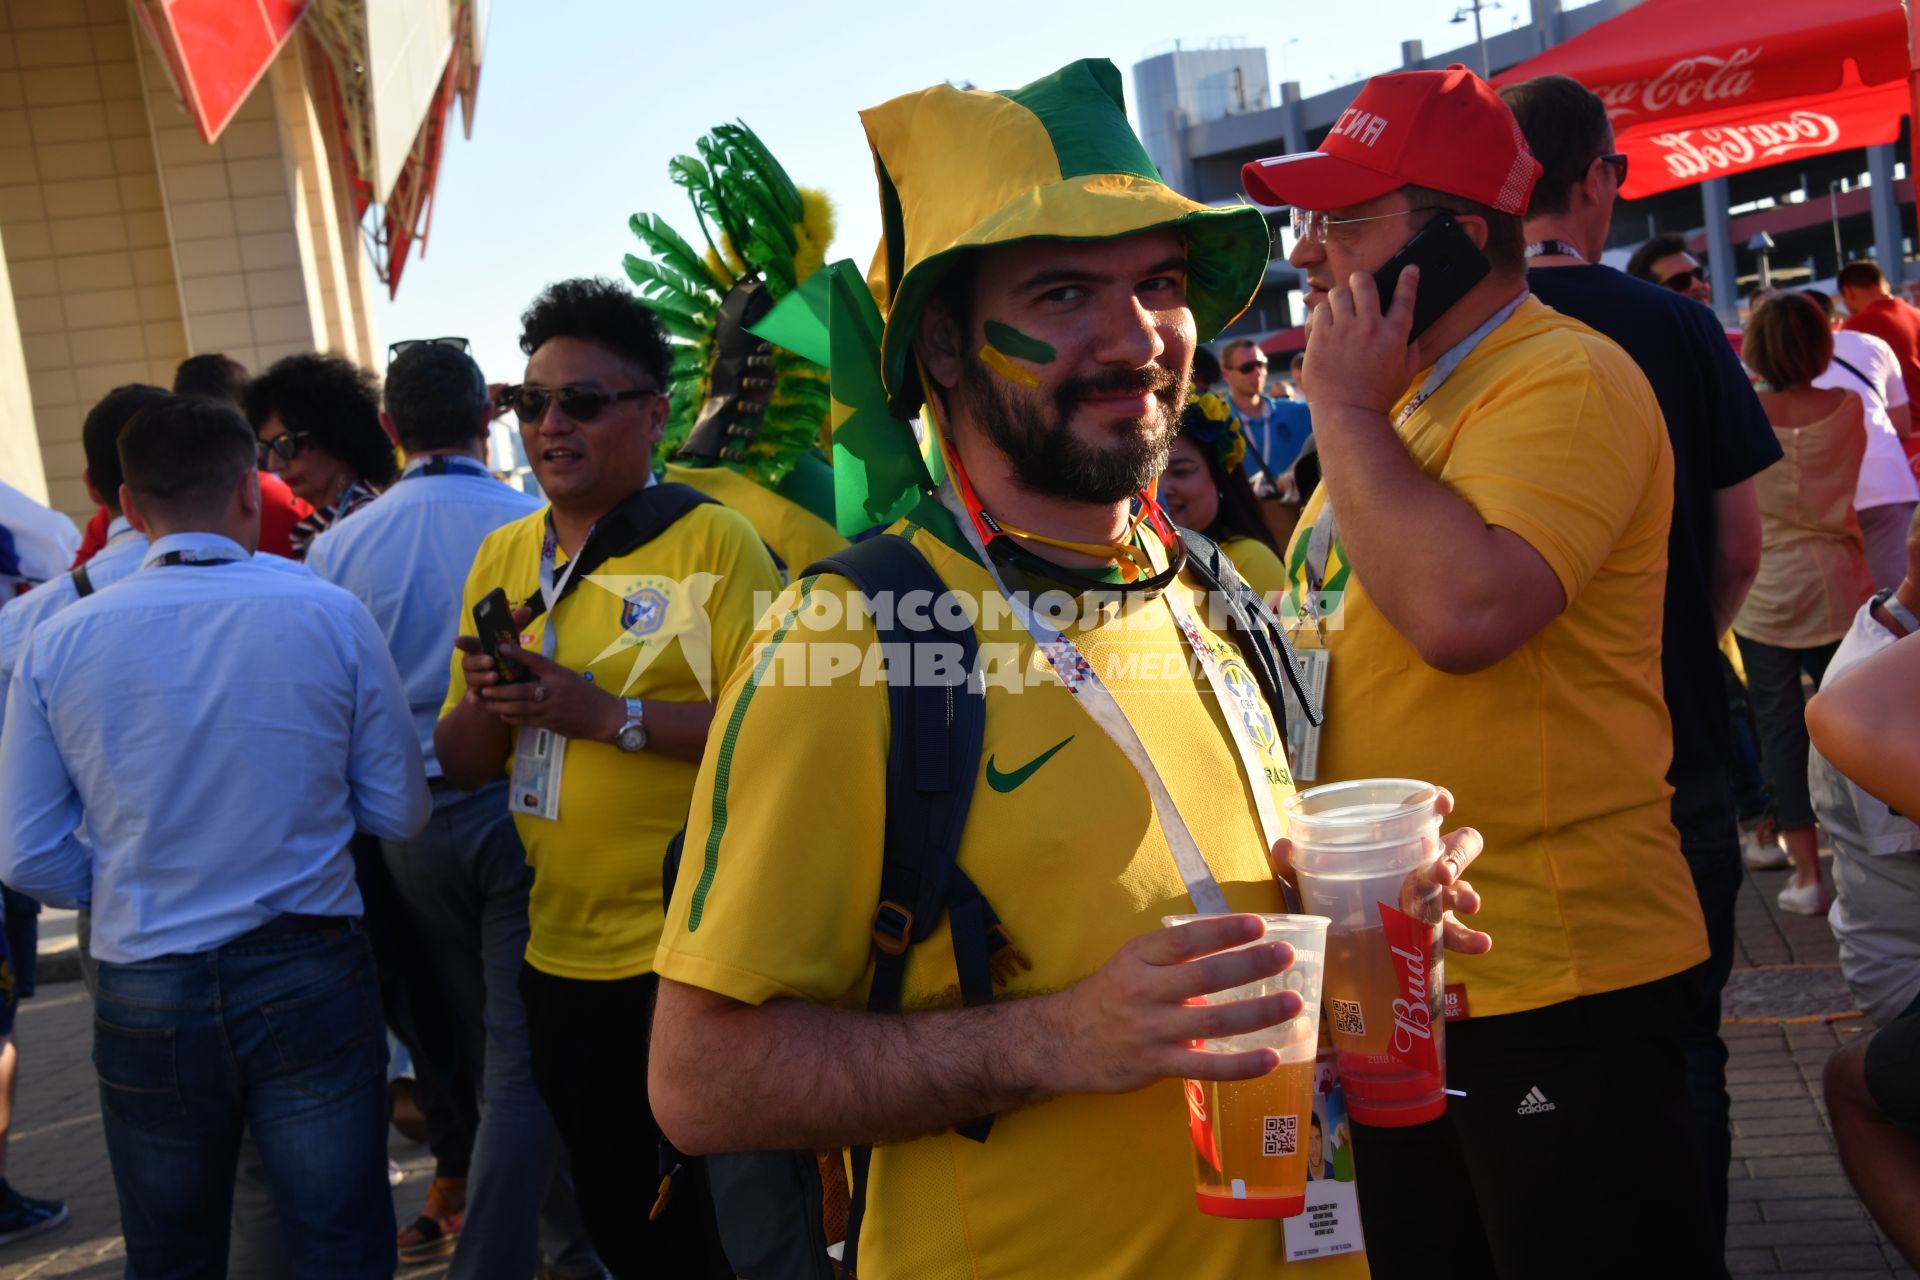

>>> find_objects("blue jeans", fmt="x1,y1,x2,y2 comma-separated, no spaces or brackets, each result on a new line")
381,782,599,1280
92,920,394,1280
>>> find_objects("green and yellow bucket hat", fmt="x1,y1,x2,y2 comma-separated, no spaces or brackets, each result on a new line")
859,58,1272,417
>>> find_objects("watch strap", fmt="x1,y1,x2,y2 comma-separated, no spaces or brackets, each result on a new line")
1879,588,1920,636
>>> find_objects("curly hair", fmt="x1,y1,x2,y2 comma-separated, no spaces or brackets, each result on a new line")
518,277,671,389
244,354,398,486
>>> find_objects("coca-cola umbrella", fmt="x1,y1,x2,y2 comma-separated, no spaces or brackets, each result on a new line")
1493,0,1910,199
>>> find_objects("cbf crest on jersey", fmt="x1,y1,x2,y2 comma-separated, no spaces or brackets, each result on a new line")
1218,652,1280,757
583,572,725,696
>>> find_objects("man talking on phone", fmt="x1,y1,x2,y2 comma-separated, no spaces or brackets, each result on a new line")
1245,66,1716,1274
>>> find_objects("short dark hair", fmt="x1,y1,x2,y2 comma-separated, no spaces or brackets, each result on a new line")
1400,185,1526,274
120,396,258,523
1627,233,1690,282
385,343,490,452
1220,339,1264,367
1190,345,1222,388
1802,288,1837,321
83,384,170,512
243,353,398,487
1745,291,1834,388
1288,352,1305,376
173,354,249,405
1838,260,1889,293
1498,75,1613,218
518,278,671,389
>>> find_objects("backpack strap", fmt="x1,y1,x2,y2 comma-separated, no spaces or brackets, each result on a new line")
69,563,94,600
521,482,717,623
799,533,996,1277
1176,527,1323,727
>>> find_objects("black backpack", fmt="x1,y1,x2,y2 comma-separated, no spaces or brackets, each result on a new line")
664,527,1320,1279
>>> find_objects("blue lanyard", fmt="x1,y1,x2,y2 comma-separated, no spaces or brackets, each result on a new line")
398,455,491,482
151,552,238,567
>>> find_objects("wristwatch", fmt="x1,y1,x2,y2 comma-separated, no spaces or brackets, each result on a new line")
614,697,648,753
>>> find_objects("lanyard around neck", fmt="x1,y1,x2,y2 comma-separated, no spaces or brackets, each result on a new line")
1302,290,1530,618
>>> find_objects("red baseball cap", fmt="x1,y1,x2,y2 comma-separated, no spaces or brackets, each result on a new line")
1242,65,1541,216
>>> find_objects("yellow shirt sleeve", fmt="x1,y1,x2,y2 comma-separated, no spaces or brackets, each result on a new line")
695,506,787,691
657,575,891,1006
1432,340,1668,603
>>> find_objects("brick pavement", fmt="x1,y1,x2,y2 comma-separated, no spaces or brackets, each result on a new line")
0,857,1911,1278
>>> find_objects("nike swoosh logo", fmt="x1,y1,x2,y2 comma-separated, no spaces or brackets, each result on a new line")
986,736,1074,793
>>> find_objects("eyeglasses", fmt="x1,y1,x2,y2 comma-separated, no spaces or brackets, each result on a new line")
1231,360,1268,374
1594,152,1629,185
389,337,470,364
502,384,659,424
1290,205,1446,245
1659,267,1707,293
259,432,311,464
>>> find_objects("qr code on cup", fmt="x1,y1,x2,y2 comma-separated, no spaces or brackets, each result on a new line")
1332,997,1366,1036
1263,1114,1297,1157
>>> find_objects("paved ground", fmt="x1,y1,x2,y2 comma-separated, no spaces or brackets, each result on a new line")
0,857,1910,1278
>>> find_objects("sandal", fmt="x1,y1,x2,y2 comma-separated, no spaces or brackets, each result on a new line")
397,1177,465,1264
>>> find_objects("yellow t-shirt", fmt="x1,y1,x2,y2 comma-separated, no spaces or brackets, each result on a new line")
656,512,1366,1280
442,500,783,980
1280,296,1705,1019
664,461,847,580
1221,534,1289,613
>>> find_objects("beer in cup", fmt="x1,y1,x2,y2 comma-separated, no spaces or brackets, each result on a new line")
1163,912,1329,1219
1283,779,1448,1127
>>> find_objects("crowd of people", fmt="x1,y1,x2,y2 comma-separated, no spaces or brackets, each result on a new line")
0,54,1910,1280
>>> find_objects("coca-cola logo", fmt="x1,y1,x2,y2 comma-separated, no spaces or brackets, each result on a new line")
1648,110,1844,181
1376,902,1443,1076
1595,47,1761,121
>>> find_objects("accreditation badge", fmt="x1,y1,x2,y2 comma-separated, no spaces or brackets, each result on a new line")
1283,1045,1367,1262
509,727,566,821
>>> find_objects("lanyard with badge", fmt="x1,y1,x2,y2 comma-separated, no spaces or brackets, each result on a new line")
506,516,589,822
1290,291,1529,781
397,455,493,482
936,475,1290,916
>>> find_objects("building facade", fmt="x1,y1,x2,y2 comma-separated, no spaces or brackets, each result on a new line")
0,0,474,519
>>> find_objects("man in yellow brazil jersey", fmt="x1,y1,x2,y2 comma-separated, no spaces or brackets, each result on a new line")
647,60,1487,1280
1245,65,1716,1274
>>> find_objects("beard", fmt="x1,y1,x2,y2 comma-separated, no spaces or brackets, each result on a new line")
956,354,1186,505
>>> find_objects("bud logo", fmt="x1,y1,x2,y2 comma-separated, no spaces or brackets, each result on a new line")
583,572,724,697
1377,901,1443,1079
1186,1078,1222,1170
1330,107,1389,148
1595,47,1761,121
1648,111,1843,181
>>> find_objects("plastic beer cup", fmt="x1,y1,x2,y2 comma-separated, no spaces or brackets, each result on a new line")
1162,913,1330,1219
1283,779,1448,1127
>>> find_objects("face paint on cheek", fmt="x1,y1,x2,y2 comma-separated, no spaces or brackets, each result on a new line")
977,342,1041,390
982,321,1057,365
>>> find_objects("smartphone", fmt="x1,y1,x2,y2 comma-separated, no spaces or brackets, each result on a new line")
472,588,531,685
1373,211,1491,344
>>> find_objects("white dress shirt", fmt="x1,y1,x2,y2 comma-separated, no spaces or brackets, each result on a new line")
305,454,542,778
0,531,430,963
1817,329,1920,512
0,517,147,738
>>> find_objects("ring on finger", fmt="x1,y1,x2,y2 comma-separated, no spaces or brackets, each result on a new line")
533,684,549,703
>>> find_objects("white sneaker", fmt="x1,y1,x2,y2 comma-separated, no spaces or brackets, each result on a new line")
1742,820,1791,869
1776,878,1830,915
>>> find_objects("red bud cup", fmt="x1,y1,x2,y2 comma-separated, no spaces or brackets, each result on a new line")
1282,780,1448,1127
1163,912,1329,1218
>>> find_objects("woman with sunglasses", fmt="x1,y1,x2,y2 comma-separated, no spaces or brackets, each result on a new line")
245,354,400,559
1157,392,1289,609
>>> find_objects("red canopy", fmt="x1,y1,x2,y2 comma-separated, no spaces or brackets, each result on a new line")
1495,0,1910,198
131,0,312,144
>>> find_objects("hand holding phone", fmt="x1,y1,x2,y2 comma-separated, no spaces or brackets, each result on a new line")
1372,211,1490,344
472,588,532,685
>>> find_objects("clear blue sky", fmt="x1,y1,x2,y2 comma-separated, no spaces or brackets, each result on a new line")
372,0,1586,382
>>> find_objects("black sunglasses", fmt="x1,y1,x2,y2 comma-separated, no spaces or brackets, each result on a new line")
1231,360,1269,374
1660,267,1707,292
259,431,311,463
1595,152,1629,185
389,336,470,363
503,384,659,424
